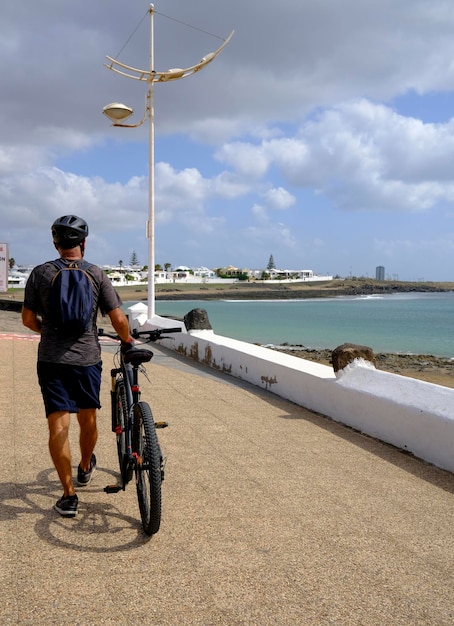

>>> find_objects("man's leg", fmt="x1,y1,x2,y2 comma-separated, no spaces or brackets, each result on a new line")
48,410,75,496
77,408,98,471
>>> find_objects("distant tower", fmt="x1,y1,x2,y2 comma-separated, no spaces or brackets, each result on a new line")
376,266,385,281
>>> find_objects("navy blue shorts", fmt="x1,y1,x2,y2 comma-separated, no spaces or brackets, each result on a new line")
37,361,102,417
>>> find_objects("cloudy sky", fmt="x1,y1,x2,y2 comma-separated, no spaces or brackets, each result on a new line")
2,0,454,281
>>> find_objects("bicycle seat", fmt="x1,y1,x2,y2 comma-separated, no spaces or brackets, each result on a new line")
123,348,153,366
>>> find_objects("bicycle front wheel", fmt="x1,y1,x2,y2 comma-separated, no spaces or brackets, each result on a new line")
133,401,163,535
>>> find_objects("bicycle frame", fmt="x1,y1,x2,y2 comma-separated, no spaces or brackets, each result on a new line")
110,356,144,489
102,326,181,533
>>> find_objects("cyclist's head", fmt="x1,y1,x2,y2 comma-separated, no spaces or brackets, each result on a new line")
51,215,89,251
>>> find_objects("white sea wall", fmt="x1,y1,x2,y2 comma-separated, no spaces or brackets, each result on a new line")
128,305,454,474
332,362,454,471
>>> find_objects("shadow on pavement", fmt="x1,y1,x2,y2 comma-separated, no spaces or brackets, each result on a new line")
0,467,156,552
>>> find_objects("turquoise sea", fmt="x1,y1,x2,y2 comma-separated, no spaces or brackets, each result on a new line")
152,292,454,359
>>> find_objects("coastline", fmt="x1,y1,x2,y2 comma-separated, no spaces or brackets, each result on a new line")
126,279,454,301
269,346,453,389
2,278,454,307
2,304,452,389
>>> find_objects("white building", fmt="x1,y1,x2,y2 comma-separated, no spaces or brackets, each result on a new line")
249,268,332,282
6,262,333,289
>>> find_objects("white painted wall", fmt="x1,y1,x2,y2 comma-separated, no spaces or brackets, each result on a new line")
128,304,454,474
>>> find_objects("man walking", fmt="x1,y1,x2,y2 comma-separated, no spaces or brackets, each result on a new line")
22,215,133,517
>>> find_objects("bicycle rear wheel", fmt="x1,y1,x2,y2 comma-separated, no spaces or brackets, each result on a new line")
133,401,162,535
113,380,133,484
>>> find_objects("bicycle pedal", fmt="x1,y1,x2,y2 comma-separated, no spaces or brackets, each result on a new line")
104,484,122,493
155,421,169,429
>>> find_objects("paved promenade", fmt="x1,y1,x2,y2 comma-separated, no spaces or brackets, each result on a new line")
1,332,453,625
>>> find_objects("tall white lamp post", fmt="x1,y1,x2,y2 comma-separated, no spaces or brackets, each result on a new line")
103,4,233,321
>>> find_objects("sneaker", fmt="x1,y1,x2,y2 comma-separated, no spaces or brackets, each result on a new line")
77,454,97,486
55,494,78,517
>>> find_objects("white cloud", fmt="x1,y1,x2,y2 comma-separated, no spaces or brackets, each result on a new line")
218,99,454,213
3,0,454,279
3,0,454,147
250,187,295,223
216,142,270,179
262,187,296,211
155,162,251,224
251,203,267,222
0,145,52,175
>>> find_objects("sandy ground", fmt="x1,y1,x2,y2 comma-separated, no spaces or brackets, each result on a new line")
2,307,452,389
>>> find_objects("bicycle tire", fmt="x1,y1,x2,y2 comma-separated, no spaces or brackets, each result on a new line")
133,401,162,535
114,380,133,484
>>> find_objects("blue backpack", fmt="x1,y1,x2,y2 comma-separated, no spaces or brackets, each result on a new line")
50,258,95,336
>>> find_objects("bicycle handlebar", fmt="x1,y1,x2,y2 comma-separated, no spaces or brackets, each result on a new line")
132,327,182,342
98,327,181,342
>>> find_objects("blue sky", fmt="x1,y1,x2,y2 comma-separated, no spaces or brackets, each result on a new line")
2,0,454,281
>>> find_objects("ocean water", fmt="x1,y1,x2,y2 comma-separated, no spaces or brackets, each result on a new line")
151,292,454,358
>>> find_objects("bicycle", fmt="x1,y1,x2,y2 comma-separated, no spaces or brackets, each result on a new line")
99,326,181,535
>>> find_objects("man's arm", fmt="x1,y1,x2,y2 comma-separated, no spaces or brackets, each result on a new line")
107,307,132,344
22,306,42,334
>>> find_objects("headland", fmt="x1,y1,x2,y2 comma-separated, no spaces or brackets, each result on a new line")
2,278,454,307
130,278,454,301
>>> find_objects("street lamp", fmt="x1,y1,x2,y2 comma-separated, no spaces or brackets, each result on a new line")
103,4,233,321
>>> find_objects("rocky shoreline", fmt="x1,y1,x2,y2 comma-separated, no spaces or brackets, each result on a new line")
154,281,453,301
270,346,453,388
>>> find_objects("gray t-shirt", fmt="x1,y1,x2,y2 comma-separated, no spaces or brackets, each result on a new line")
24,258,122,365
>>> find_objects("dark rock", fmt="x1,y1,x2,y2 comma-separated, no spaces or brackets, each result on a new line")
332,342,376,373
184,308,212,331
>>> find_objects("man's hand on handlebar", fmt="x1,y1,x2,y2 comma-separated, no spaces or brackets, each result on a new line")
120,336,135,353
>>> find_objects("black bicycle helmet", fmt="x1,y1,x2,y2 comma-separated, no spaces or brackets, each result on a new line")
51,215,89,248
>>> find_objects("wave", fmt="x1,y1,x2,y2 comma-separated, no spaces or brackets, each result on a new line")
353,295,385,301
